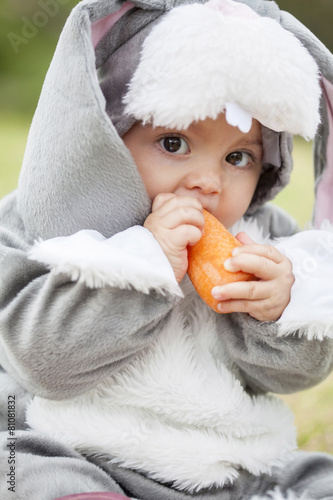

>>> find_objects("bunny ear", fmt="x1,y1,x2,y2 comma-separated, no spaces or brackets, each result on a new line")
91,1,135,49
314,76,333,226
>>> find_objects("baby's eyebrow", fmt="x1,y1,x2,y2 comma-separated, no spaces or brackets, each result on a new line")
240,139,263,149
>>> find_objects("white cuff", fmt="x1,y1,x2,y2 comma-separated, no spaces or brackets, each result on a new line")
276,228,333,339
28,226,182,297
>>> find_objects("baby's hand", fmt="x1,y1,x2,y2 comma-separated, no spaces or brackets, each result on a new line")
211,233,295,321
144,194,204,283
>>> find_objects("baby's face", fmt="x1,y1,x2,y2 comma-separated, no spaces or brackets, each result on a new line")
123,112,263,228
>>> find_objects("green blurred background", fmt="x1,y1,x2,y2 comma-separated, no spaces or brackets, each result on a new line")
0,0,333,452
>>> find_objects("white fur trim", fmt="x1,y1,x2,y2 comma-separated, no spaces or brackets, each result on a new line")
225,102,252,133
251,487,309,500
124,1,320,139
28,226,182,297
276,225,333,339
27,301,296,492
229,216,271,243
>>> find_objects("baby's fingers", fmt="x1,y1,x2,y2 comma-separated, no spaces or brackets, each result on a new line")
173,225,203,248
214,298,270,318
161,207,205,231
152,193,203,217
224,252,278,280
212,280,271,302
211,281,280,320
232,242,284,264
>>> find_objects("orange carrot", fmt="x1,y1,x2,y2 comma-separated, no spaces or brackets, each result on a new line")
187,209,254,312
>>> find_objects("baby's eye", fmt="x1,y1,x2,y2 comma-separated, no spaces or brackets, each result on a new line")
226,151,251,167
159,136,190,154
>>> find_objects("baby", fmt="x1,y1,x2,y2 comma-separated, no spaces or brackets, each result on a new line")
1,1,333,499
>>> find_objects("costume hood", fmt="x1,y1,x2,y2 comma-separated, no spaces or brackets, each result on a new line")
17,0,333,241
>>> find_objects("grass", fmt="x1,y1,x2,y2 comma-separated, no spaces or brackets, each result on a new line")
281,374,333,452
0,114,332,453
0,113,30,198
273,137,315,229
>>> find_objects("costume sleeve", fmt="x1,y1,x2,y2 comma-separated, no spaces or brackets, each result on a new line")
219,313,333,394
218,204,333,394
0,194,182,400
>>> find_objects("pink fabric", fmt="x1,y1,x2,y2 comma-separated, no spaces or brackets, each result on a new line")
91,1,135,49
206,0,259,19
314,76,333,226
53,492,131,500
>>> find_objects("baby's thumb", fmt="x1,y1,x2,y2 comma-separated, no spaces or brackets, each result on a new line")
235,232,255,245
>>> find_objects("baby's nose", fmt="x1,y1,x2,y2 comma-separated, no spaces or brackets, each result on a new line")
186,171,222,195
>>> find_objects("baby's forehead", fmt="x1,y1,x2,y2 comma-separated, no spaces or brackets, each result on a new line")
126,115,265,160
139,114,263,142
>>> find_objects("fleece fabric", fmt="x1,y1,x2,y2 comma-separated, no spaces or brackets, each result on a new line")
1,0,333,499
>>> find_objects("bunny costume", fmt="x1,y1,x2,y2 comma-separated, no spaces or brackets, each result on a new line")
1,0,333,499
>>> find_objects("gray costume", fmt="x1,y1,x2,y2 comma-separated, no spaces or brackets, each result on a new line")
1,0,333,499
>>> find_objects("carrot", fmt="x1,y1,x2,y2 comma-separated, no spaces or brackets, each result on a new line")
187,209,254,312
